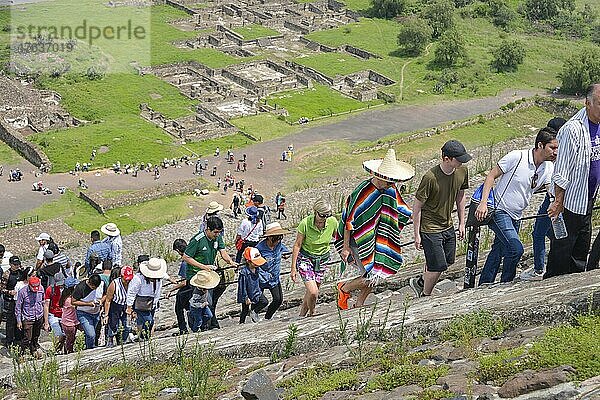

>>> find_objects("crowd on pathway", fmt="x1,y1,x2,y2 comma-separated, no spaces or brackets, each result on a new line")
2,85,600,358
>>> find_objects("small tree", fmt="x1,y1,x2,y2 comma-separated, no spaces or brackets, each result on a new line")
397,17,433,55
489,0,517,29
371,0,407,19
491,38,525,72
523,0,574,21
422,0,456,38
559,49,600,94
593,23,600,44
433,29,467,67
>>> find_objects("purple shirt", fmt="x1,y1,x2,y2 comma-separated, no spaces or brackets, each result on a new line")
15,286,44,323
588,120,600,200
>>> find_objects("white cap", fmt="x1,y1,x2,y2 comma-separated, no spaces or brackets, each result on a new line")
36,233,51,241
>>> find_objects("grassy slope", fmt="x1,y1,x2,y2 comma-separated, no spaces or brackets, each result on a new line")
18,190,204,235
0,140,23,165
286,106,553,190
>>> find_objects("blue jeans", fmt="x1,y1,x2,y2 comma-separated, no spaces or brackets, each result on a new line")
135,309,155,339
188,306,213,332
532,194,551,273
76,310,100,350
479,210,524,284
108,302,130,343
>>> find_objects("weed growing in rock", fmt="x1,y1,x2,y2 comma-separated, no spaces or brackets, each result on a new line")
270,323,299,362
277,364,358,400
364,364,450,392
477,314,600,385
175,343,231,399
441,309,505,349
11,346,61,400
417,388,457,400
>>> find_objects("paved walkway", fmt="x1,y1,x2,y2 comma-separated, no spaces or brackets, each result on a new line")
0,89,536,220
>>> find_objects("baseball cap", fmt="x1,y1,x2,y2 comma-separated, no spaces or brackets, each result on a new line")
28,276,41,291
243,247,266,266
44,250,55,260
442,140,472,163
121,266,134,281
65,277,79,288
9,255,21,265
36,233,51,241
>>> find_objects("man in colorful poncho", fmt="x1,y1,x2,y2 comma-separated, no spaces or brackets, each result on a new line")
335,149,414,310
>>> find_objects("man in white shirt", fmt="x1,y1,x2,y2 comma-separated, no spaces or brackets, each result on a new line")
475,128,558,284
35,233,51,270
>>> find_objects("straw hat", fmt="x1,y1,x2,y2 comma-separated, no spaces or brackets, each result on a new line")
263,222,291,237
139,257,167,279
101,222,120,237
206,201,224,214
363,149,415,182
189,270,220,289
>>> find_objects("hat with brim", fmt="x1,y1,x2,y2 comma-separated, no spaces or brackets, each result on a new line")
36,233,50,241
363,149,415,182
139,257,167,279
101,223,120,237
263,222,291,237
206,201,224,215
189,270,220,289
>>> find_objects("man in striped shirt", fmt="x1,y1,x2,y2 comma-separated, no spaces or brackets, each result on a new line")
546,83,600,278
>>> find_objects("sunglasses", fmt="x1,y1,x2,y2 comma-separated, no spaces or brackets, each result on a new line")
317,212,332,218
530,172,538,190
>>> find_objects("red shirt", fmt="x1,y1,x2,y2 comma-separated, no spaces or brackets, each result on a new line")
45,285,62,318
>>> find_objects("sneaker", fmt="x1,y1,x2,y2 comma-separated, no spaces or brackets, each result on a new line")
337,282,351,310
250,310,260,323
409,276,424,298
519,267,544,281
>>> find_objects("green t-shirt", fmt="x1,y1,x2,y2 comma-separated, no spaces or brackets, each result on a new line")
297,215,338,256
416,165,469,233
184,231,225,280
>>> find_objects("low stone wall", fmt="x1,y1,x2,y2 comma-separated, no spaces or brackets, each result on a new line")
0,120,51,171
165,0,196,15
285,60,334,86
78,179,208,213
345,45,381,60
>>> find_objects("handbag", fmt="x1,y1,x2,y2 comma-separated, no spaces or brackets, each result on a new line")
134,295,154,311
466,151,523,227
466,185,496,227
236,222,259,251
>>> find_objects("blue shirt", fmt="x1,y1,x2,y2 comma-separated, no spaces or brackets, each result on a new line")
85,240,113,270
237,266,261,304
177,261,187,278
588,120,600,200
256,240,289,289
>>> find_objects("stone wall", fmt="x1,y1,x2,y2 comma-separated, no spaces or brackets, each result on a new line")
345,45,381,60
0,120,51,171
78,179,208,213
284,20,309,35
285,60,334,85
165,0,196,15
368,70,395,85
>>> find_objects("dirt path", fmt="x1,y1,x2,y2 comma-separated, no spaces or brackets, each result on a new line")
0,89,537,220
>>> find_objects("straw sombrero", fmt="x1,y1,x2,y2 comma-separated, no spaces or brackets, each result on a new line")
101,223,120,237
363,149,415,182
139,257,167,279
189,270,221,289
206,201,224,214
263,222,291,237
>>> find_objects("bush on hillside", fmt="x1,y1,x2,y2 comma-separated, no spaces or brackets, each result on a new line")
422,0,456,38
433,29,467,67
371,0,408,19
522,0,575,21
491,38,525,72
397,16,433,55
559,49,600,95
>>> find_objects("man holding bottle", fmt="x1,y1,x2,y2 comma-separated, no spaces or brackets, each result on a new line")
546,83,600,278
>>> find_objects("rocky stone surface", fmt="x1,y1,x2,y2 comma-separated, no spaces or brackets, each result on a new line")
240,370,279,400
498,366,575,398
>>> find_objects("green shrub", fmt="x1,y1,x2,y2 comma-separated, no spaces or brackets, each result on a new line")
491,38,525,72
422,0,456,38
397,16,433,55
477,347,529,384
559,49,600,95
441,310,505,345
365,364,449,391
278,365,358,400
433,29,467,67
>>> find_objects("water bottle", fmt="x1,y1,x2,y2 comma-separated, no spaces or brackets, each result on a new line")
552,213,568,239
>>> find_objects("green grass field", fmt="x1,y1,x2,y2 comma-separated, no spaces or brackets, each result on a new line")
18,190,204,235
267,84,380,122
286,106,554,190
0,140,23,166
232,24,281,40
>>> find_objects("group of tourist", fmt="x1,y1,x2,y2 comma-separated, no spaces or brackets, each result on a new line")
2,84,600,358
